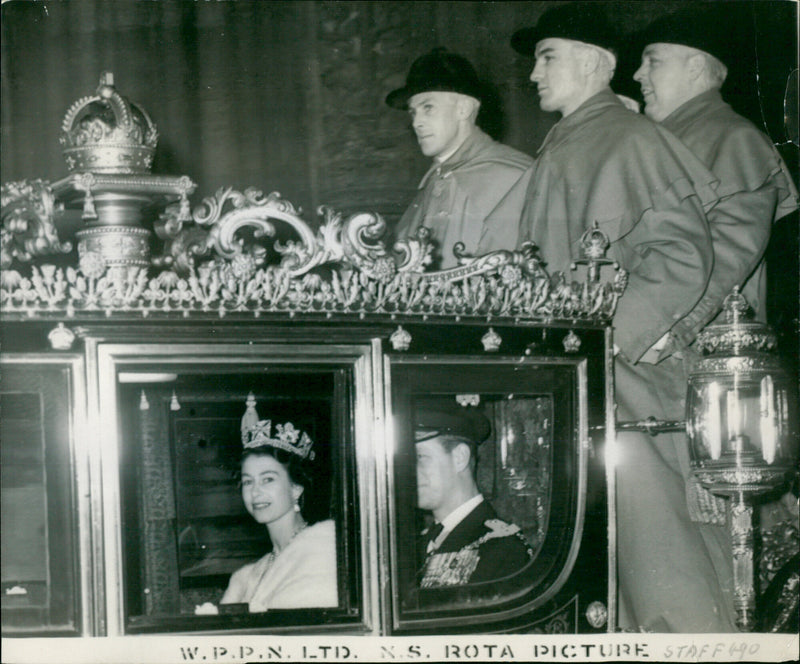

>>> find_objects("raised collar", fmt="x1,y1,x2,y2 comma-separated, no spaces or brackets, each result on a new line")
661,88,726,134
537,87,623,155
428,494,484,551
418,128,493,189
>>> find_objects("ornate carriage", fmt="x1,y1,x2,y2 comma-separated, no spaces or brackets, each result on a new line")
1,74,625,637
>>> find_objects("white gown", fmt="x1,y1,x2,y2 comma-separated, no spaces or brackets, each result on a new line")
220,519,338,612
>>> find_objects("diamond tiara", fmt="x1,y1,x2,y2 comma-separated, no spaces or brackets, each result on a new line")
242,419,315,460
240,392,315,460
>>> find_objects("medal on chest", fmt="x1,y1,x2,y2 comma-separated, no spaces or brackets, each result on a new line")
420,547,480,588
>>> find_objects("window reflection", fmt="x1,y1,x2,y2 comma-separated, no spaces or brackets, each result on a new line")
1,392,48,606
483,397,552,556
1,362,79,635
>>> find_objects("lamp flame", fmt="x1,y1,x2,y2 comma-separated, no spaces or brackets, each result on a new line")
760,375,777,464
708,381,722,460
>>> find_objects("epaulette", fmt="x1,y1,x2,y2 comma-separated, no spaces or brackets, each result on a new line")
480,518,521,542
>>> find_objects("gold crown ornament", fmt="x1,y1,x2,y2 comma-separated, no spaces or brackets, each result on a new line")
60,72,158,174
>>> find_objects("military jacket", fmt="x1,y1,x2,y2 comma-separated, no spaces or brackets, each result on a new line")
419,500,532,588
396,128,533,270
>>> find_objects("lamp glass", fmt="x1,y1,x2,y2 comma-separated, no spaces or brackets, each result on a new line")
687,360,796,495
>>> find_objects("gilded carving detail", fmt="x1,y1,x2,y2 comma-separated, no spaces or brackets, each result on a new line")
693,468,788,491
2,188,627,323
1,179,73,268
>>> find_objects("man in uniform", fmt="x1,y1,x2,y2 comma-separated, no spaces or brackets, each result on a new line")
387,48,533,270
414,400,531,588
510,3,736,631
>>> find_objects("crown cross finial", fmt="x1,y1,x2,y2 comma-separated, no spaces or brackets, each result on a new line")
571,221,618,283
241,413,315,460
240,392,260,445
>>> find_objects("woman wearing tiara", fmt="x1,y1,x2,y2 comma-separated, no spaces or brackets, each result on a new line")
220,417,338,612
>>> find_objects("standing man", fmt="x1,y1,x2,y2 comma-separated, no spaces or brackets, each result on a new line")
387,48,533,270
413,400,531,588
510,3,736,632
634,5,798,345
629,4,799,631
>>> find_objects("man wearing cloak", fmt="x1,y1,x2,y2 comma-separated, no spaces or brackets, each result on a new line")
626,3,799,631
512,2,736,631
387,48,533,270
634,5,798,344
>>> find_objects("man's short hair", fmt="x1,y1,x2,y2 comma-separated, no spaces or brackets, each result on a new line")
699,51,728,88
572,41,617,86
457,93,481,123
430,434,478,473
433,433,474,453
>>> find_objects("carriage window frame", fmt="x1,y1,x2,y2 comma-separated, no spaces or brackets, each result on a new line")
92,342,379,636
1,355,85,637
387,355,595,633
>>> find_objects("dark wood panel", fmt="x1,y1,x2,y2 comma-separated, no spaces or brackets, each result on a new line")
0,362,79,635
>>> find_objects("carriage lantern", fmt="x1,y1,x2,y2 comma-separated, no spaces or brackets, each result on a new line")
685,288,798,630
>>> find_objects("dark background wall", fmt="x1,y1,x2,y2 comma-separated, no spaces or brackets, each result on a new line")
1,0,797,350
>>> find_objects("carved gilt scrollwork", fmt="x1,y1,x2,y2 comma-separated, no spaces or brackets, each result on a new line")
1,179,72,269
2,181,627,323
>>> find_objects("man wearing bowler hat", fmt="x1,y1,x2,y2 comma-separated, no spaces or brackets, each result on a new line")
387,48,533,270
414,399,531,588
626,3,799,633
634,4,798,342
510,2,738,631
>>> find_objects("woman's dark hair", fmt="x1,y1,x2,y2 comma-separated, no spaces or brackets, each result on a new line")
240,446,314,506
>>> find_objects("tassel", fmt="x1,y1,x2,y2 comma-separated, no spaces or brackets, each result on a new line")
241,392,260,445
82,190,97,220
178,192,191,222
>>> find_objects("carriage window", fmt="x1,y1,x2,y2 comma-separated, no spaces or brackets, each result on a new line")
117,365,361,633
390,359,598,632
1,361,80,635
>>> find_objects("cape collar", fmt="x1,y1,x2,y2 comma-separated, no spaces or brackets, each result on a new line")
418,127,493,189
661,88,727,134
537,87,624,155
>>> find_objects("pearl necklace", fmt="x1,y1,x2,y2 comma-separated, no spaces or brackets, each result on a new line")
272,519,308,556
245,519,309,605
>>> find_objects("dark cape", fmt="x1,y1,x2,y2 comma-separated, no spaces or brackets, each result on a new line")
519,87,719,362
518,87,740,631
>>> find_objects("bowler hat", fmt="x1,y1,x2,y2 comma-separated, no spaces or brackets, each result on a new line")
386,47,485,109
511,2,618,56
632,4,752,67
413,397,491,444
